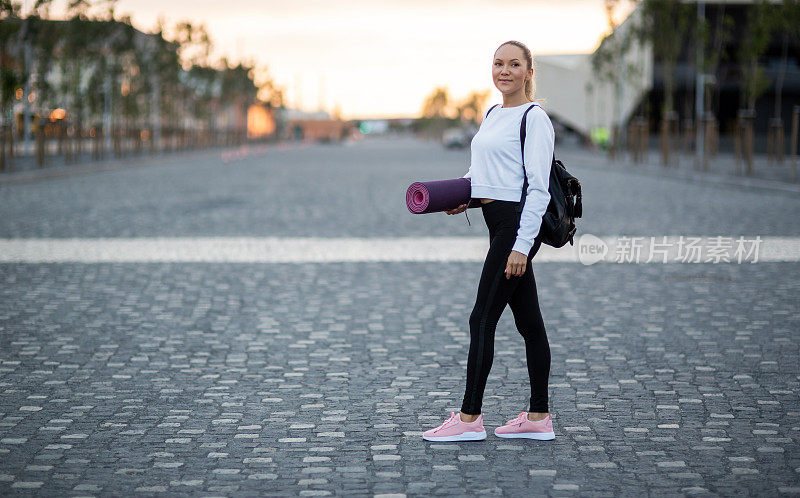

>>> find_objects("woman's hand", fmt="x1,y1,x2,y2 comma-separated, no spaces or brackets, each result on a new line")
445,203,468,215
505,250,527,279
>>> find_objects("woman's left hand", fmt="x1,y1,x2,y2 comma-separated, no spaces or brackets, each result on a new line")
505,250,527,279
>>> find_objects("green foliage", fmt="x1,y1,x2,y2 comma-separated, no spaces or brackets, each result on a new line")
702,4,735,75
0,1,21,18
172,21,212,68
0,5,264,129
0,62,22,110
421,86,450,119
635,0,694,115
738,0,782,110
455,90,489,125
778,0,800,44
591,27,637,86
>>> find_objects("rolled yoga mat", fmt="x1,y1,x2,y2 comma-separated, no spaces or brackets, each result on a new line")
406,178,480,214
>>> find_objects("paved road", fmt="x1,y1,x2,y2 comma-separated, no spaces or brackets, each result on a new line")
0,136,798,496
3,137,800,238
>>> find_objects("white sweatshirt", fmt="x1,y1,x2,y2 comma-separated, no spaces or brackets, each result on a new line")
462,102,554,255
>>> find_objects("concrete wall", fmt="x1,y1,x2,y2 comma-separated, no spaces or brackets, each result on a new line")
534,7,652,137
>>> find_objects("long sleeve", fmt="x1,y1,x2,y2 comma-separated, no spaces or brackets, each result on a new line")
512,107,555,255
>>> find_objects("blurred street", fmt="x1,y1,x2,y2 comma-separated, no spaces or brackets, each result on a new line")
1,137,799,496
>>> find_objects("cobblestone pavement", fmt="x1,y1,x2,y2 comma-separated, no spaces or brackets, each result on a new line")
2,137,800,239
610,145,800,185
0,137,798,496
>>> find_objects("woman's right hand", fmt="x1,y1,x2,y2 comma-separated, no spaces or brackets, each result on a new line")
445,203,468,215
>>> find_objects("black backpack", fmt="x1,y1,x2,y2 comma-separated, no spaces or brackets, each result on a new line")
484,103,582,247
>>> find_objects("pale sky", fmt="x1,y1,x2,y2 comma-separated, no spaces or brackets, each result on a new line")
44,0,636,119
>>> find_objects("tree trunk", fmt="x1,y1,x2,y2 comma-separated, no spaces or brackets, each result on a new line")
1,123,6,172
791,106,799,182
36,118,45,167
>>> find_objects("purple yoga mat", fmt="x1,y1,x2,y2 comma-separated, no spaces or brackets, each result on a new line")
406,178,479,214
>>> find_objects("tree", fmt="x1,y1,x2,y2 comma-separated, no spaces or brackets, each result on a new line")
172,20,212,69
66,0,90,19
456,90,489,125
0,2,263,164
736,0,781,173
421,86,450,119
767,1,800,163
635,0,693,166
771,2,800,116
0,10,22,170
700,4,734,152
591,0,629,159
739,1,776,112
0,1,21,18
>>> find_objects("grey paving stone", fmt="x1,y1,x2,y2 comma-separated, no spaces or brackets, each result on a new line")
1,139,798,496
0,138,799,239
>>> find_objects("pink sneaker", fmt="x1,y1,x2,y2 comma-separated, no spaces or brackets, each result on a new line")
422,412,487,442
494,412,555,440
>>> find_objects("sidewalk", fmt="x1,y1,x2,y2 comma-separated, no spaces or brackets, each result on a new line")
0,142,303,185
560,145,800,196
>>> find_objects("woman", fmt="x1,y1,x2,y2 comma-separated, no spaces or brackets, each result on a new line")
422,41,555,442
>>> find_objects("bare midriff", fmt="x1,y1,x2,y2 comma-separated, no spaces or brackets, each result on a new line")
478,198,495,204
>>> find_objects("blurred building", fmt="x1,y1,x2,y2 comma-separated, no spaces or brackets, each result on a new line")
246,104,276,139
281,108,352,142
535,0,800,145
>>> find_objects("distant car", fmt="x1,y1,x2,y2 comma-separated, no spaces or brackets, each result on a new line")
442,128,470,149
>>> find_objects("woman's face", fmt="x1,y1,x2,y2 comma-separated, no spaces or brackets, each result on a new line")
492,44,531,96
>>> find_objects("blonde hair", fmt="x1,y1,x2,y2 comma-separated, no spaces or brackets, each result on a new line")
497,40,535,101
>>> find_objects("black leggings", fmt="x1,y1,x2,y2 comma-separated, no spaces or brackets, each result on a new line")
461,200,550,415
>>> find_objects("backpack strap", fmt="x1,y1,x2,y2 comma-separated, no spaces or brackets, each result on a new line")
517,103,558,213
516,103,541,213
